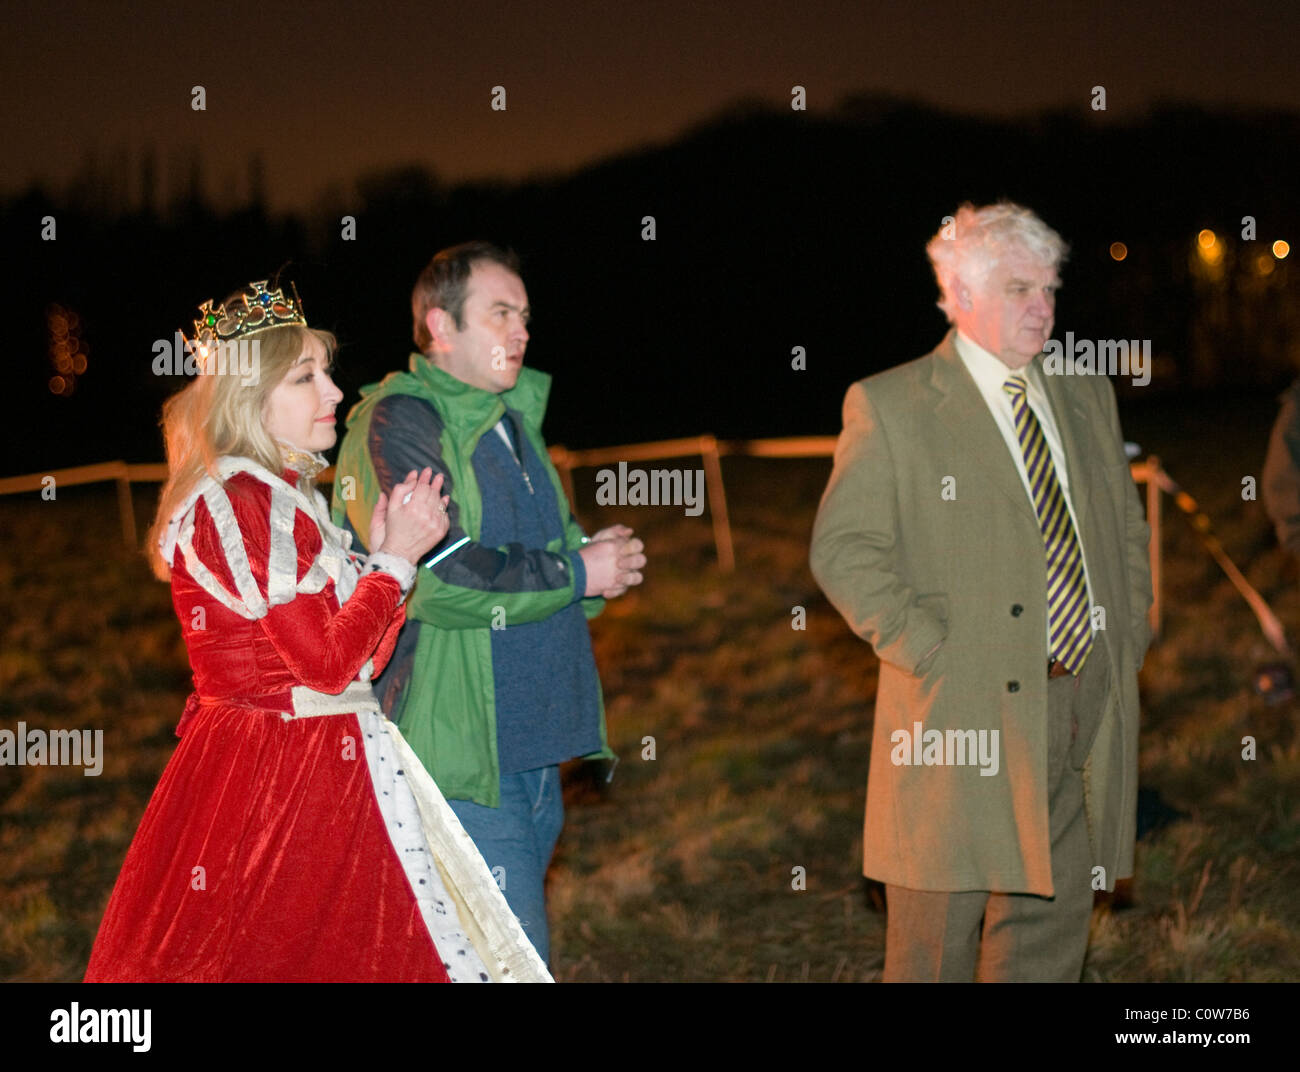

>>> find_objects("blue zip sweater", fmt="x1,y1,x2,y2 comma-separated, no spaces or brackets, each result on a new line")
346,391,603,777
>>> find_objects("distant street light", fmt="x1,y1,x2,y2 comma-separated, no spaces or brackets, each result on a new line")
1196,229,1223,266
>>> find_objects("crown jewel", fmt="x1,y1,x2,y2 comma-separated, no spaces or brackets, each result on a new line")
185,280,307,356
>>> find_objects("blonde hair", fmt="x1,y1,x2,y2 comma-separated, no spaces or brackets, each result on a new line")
145,322,337,580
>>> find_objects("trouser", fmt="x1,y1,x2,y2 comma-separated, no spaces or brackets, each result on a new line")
448,765,565,965
883,640,1113,982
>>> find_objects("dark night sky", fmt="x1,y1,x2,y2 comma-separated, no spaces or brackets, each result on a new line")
4,0,1297,210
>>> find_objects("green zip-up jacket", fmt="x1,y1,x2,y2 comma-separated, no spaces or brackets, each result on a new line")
331,355,613,806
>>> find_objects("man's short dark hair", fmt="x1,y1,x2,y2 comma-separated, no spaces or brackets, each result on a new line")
411,241,521,352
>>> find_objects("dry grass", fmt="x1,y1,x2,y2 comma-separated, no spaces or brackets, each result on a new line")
2,391,1297,981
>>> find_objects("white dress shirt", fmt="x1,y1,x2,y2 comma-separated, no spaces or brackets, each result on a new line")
954,331,1096,650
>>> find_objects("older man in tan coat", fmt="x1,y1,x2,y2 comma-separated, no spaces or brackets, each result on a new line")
811,202,1153,982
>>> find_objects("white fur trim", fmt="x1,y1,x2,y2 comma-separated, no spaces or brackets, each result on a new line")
267,485,299,607
364,551,417,596
284,681,547,982
172,484,267,620
161,457,371,620
357,707,492,982
380,720,553,982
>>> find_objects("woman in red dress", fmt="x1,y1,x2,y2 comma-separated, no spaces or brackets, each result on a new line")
85,281,550,982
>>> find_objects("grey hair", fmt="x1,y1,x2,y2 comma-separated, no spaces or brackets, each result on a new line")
926,201,1069,323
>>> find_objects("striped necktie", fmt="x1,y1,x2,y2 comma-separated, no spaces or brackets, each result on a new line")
1003,375,1094,674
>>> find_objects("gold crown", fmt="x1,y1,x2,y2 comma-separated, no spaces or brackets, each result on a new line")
185,280,307,356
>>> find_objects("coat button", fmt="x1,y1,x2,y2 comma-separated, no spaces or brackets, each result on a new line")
1007,681,1020,693
1011,604,1023,616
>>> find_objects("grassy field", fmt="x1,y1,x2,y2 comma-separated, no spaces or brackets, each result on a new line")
2,390,1297,982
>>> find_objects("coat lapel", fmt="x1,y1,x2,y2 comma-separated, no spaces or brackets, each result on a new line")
928,331,1037,524
1033,358,1095,530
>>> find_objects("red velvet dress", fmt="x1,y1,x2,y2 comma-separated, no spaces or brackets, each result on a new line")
84,468,452,982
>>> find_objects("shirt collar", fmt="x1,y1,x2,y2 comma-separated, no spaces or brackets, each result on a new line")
954,330,1040,395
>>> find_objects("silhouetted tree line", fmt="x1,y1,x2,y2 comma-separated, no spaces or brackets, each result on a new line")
4,97,1298,475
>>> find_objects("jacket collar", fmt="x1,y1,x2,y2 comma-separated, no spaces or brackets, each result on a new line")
406,353,553,429
927,327,1095,529
927,328,1038,523
1033,346,1095,525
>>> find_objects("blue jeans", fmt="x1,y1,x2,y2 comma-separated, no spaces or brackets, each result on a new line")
448,765,564,965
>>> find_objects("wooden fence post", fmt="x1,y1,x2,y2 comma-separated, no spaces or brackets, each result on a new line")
115,463,137,548
549,446,577,515
1144,455,1163,639
700,435,734,572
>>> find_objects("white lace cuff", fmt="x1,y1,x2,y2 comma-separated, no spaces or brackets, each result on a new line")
363,551,417,596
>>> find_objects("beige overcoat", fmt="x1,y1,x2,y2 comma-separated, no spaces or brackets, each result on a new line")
810,330,1153,895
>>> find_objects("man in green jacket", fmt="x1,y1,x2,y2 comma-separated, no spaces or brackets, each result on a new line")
332,241,645,963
